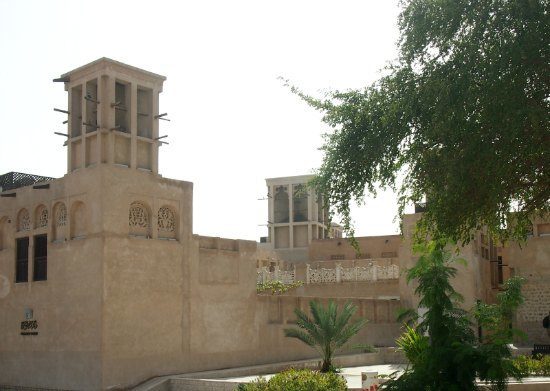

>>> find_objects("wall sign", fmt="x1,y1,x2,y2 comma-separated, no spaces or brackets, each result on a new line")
21,309,38,336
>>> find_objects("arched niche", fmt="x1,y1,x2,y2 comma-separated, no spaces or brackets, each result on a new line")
129,201,151,238
293,184,308,222
53,202,68,241
274,186,289,223
34,205,49,229
70,201,87,239
158,206,177,240
17,209,31,232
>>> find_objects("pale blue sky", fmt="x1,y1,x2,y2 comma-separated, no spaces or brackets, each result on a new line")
0,0,408,240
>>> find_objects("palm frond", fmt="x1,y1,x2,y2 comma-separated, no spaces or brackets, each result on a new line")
284,299,366,372
284,327,316,347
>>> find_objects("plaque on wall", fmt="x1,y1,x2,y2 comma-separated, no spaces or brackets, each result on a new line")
20,319,38,336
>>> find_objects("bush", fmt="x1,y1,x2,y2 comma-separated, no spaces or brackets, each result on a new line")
513,355,550,377
236,369,347,391
395,324,428,367
256,280,303,294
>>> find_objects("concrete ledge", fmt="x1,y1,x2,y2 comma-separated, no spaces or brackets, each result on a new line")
176,349,403,380
133,350,405,390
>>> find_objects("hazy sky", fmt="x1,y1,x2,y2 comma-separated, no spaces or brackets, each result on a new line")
0,0,409,241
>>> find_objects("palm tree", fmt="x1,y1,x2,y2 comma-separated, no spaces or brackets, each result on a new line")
284,300,367,372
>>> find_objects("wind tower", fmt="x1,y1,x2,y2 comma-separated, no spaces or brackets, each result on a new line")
263,175,343,262
54,58,167,174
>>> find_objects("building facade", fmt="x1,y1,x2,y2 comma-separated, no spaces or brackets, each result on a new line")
0,59,548,390
0,59,397,390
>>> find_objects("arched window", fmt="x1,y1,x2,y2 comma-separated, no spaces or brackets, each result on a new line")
70,201,87,239
17,209,31,232
53,202,67,241
129,202,151,237
274,186,289,223
34,205,48,229
158,206,176,239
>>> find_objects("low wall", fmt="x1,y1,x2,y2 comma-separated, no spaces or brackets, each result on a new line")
154,379,236,391
138,350,406,391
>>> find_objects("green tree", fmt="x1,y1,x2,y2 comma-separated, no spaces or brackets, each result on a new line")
383,241,525,390
284,300,366,372
288,0,549,243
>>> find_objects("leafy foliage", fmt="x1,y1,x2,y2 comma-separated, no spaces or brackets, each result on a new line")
235,369,347,391
256,280,304,294
382,241,526,390
474,276,526,345
395,307,419,327
395,324,428,367
284,300,367,372
512,355,550,377
288,0,549,243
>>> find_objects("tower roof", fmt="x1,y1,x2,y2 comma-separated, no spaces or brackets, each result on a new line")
57,57,166,83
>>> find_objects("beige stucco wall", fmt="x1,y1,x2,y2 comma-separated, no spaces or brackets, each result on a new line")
0,168,106,389
309,235,401,262
505,224,550,346
399,213,485,311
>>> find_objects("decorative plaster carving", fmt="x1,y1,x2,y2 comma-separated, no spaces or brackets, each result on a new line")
38,208,48,228
56,204,67,227
307,264,399,284
158,207,175,233
18,209,30,231
129,202,149,228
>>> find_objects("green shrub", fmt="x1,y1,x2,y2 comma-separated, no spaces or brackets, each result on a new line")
512,355,550,377
395,324,428,367
235,369,347,391
256,280,303,294
236,377,269,391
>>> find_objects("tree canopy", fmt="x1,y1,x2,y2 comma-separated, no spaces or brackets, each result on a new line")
291,0,549,243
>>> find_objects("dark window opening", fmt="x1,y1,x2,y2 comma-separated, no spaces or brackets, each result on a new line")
15,237,29,283
33,234,47,281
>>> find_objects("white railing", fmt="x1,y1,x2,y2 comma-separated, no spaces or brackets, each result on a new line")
308,268,337,284
256,264,399,285
257,267,296,284
307,264,399,284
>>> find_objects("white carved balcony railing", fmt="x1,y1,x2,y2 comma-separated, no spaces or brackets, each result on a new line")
307,264,399,284
257,267,296,284
308,268,337,284
256,264,399,285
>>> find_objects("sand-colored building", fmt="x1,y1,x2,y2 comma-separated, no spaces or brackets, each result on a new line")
0,58,548,390
0,59,399,390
